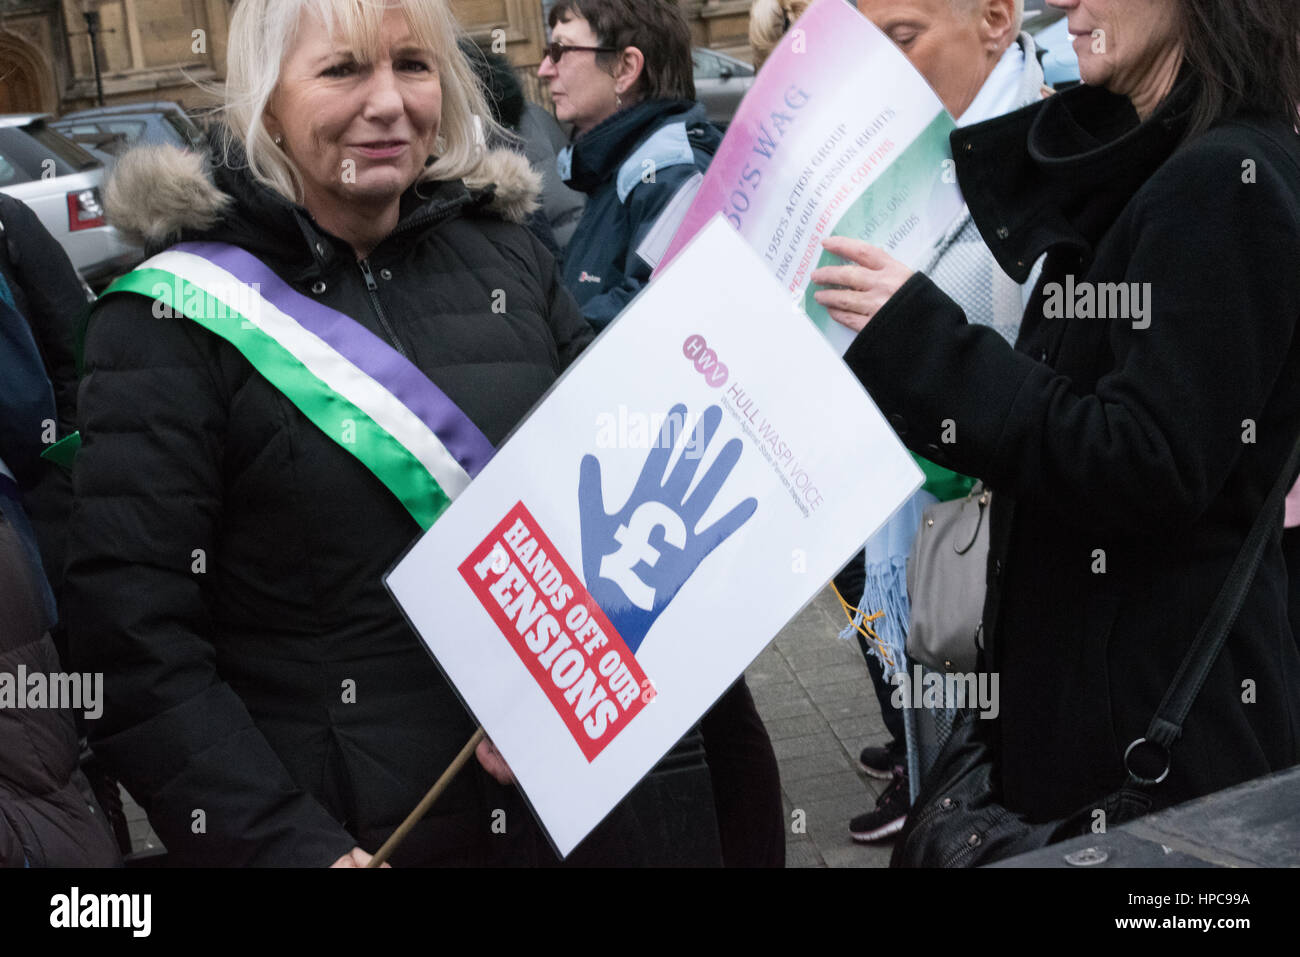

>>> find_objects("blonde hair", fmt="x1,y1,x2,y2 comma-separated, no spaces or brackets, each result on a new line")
222,0,502,204
748,0,812,69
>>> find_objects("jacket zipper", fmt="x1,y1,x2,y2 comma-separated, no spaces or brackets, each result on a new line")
942,836,985,868
357,257,408,360
348,195,467,360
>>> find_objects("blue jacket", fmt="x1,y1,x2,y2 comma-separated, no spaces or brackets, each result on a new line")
559,98,721,329
0,293,58,624
0,295,56,488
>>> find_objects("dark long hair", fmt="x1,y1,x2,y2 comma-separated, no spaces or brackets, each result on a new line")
1179,0,1300,138
548,0,696,103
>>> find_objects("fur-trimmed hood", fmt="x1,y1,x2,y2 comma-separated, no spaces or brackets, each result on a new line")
104,138,542,253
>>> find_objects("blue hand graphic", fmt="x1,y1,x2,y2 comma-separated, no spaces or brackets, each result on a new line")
578,403,758,653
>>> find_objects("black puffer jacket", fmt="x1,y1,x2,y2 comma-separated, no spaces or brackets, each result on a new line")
1,503,119,867
64,140,595,866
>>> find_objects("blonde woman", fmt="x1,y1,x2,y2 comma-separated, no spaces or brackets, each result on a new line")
65,0,597,866
748,0,811,68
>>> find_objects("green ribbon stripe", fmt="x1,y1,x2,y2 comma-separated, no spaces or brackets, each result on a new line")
104,268,451,529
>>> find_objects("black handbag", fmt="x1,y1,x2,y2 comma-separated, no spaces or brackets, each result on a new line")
891,437,1300,868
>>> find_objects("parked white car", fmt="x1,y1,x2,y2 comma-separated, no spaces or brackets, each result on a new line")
693,48,756,131
0,114,141,289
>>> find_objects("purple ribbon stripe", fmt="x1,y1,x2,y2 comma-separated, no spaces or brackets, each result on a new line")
176,241,495,477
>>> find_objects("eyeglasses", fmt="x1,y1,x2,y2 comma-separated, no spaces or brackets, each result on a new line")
543,40,618,64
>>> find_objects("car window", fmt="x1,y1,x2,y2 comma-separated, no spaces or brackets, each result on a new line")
712,54,752,78
692,50,722,80
102,120,147,145
30,123,98,170
163,113,205,150
0,125,96,184
0,151,21,186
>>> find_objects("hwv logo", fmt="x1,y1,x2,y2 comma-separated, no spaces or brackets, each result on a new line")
682,334,728,387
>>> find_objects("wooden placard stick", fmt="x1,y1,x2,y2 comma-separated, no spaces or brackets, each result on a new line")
367,726,486,867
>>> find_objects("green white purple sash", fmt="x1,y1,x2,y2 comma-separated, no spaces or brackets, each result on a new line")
101,242,495,529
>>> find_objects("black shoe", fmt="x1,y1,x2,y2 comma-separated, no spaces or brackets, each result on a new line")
849,766,910,843
859,744,904,780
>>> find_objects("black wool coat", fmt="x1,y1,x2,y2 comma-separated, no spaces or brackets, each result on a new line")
845,79,1300,821
64,143,596,865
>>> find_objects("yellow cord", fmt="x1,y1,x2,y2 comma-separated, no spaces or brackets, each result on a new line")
828,581,894,668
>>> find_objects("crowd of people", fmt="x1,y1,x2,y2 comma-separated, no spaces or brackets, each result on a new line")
2,0,1299,867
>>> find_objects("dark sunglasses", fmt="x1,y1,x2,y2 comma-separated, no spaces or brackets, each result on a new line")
543,40,618,64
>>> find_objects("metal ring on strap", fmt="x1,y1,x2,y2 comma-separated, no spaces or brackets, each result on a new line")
1123,737,1170,785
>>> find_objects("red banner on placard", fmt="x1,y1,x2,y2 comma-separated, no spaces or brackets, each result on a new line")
458,502,652,762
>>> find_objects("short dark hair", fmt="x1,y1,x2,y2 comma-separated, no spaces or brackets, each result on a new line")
548,0,696,103
1178,0,1300,139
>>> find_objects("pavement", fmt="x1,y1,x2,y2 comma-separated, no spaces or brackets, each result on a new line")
122,786,162,859
121,584,895,867
745,586,896,868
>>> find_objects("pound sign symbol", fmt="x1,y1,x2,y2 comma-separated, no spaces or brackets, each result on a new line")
598,501,687,610
578,403,757,653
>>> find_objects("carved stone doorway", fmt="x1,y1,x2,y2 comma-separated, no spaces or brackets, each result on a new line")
0,30,58,114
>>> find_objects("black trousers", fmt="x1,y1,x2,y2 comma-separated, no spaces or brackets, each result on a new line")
493,678,784,868
699,678,785,867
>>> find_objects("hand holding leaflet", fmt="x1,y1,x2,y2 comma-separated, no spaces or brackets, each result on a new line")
811,235,917,332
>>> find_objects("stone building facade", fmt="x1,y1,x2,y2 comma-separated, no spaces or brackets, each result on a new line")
1,0,231,112
1,0,753,116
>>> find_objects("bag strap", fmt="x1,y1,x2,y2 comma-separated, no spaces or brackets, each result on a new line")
1124,434,1300,785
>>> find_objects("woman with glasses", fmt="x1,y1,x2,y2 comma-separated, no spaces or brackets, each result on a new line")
538,0,720,332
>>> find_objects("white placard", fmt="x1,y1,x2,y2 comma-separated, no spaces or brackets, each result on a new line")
386,218,922,856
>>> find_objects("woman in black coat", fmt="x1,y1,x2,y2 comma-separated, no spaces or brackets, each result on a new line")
812,0,1300,822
